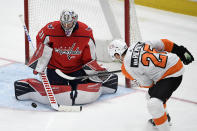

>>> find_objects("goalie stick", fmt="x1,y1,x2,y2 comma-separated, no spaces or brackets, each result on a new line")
55,69,121,80
40,73,82,112
18,14,36,50
19,14,82,112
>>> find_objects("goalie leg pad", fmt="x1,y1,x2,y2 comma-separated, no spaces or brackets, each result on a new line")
101,74,118,94
75,83,102,104
14,78,73,105
14,79,36,100
14,79,50,104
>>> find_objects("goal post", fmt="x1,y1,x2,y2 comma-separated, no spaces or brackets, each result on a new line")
125,0,131,88
24,0,29,64
23,0,142,88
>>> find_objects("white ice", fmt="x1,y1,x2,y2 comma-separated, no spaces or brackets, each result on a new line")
0,0,197,131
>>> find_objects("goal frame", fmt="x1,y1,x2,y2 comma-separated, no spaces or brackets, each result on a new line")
24,0,132,88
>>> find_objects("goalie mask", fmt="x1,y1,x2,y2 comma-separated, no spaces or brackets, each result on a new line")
60,10,78,36
108,39,128,61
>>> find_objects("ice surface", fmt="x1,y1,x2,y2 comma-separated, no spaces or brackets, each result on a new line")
0,0,197,131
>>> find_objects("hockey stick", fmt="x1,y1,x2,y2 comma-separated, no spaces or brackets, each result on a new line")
55,69,121,80
18,14,36,50
19,14,82,112
40,73,82,112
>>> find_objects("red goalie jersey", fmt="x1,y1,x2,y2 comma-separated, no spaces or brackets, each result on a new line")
35,21,96,73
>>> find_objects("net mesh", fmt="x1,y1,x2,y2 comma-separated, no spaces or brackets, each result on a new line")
26,0,142,64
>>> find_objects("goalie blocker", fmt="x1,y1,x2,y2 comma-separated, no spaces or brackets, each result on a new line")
14,60,118,106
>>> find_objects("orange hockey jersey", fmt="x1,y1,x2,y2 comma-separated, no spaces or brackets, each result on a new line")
122,39,184,88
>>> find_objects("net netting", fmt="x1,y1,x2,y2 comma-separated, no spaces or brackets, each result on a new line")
26,0,142,64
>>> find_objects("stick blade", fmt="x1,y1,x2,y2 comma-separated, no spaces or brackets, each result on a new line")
58,105,82,112
55,69,76,80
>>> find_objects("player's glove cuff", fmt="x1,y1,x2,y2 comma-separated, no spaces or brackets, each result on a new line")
172,44,194,65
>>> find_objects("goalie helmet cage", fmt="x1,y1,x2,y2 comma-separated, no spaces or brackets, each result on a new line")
24,0,142,88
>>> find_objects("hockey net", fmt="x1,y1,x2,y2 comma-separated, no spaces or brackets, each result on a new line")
24,0,142,88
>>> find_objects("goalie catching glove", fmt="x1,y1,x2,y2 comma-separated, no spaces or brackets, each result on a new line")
172,44,194,65
83,60,111,83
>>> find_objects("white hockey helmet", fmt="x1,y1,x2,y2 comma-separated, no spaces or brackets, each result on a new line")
60,10,78,36
108,39,128,61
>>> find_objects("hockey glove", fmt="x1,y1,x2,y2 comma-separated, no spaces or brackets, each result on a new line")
172,44,194,65
83,60,109,83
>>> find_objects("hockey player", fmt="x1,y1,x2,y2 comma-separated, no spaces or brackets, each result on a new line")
14,10,118,106
108,39,194,131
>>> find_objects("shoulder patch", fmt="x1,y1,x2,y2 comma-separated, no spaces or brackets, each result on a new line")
48,24,54,29
85,27,92,31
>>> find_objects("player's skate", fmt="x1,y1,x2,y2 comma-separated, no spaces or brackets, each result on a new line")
148,113,172,128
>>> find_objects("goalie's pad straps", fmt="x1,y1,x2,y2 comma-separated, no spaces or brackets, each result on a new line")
28,43,52,72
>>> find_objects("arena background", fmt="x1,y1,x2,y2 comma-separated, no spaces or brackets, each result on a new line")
123,0,197,16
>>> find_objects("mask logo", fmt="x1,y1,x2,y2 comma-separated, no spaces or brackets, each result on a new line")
55,43,81,60
64,14,70,21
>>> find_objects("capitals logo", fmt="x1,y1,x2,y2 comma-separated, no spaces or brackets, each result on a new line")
54,43,82,60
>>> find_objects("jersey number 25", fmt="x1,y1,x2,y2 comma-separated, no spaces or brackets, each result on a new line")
141,44,168,68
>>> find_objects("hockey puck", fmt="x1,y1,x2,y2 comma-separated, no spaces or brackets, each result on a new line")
31,102,37,108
